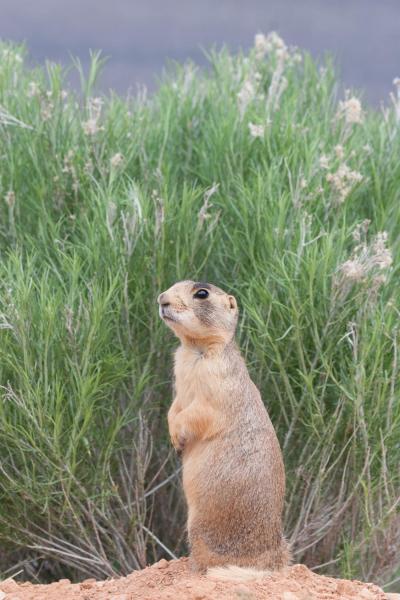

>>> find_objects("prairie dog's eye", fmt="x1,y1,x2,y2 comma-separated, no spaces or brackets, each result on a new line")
193,289,209,299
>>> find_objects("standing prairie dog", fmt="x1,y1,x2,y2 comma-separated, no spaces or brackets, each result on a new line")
158,280,290,576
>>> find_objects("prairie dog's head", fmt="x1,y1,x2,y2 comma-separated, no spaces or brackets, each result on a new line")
157,280,238,344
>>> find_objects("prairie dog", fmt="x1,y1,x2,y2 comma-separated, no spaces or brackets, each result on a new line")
158,280,290,574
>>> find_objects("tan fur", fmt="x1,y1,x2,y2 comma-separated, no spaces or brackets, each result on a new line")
158,280,290,575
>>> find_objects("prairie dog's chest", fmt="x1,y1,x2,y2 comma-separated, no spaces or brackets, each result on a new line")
174,347,215,408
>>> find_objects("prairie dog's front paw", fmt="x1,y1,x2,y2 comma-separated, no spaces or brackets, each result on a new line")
171,429,187,453
169,418,188,453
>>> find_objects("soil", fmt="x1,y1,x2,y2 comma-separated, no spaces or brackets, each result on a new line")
1,558,399,600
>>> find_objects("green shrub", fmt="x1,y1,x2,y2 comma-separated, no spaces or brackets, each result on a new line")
0,35,399,587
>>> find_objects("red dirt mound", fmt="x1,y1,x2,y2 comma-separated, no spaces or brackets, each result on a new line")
0,558,398,600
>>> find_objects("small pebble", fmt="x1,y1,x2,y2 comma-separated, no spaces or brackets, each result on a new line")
235,582,255,598
359,589,376,600
81,581,94,589
282,592,299,600
155,558,169,569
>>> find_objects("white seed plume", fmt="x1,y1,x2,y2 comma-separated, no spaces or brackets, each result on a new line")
82,118,100,135
237,79,256,117
248,122,265,138
110,153,124,168
326,164,363,204
337,96,363,125
337,227,392,287
254,31,287,60
371,232,393,269
334,145,345,159
390,77,400,122
254,33,269,59
82,97,104,136
4,190,15,208
319,155,330,169
27,82,40,97
340,260,365,282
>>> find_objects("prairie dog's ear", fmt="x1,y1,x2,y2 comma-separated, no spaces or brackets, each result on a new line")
227,295,237,310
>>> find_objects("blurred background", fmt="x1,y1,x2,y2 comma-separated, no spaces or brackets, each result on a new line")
1,0,399,105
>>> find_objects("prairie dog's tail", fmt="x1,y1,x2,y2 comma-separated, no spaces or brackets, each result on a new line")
207,565,271,582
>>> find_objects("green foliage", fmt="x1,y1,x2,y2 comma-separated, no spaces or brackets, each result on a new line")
0,38,398,587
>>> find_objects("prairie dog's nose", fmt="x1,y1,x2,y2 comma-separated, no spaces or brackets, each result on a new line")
158,292,170,306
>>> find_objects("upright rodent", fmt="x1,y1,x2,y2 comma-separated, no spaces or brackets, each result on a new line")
158,280,290,575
